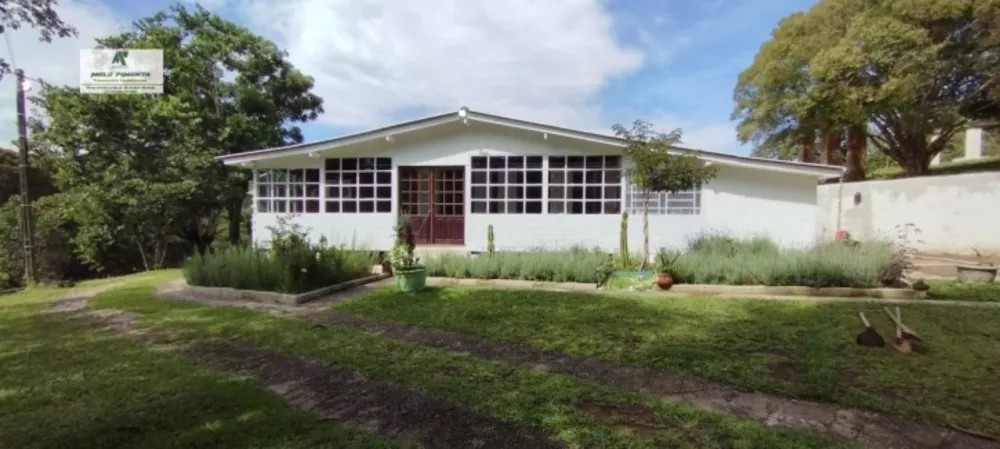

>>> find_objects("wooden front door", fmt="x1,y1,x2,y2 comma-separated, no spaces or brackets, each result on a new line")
398,167,465,244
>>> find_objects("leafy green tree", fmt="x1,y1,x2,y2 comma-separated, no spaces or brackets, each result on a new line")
30,88,201,270
612,120,718,268
0,0,77,78
98,4,323,246
30,3,323,264
733,0,1000,176
0,147,55,204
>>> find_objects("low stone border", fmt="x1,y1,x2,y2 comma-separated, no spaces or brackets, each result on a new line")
183,273,392,306
427,277,948,302
668,283,926,299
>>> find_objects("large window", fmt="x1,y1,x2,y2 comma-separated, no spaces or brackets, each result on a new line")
548,155,621,214
255,169,321,213
325,157,392,213
470,155,544,214
626,181,702,215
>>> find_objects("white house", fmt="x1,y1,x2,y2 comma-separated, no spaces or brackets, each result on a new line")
219,107,843,253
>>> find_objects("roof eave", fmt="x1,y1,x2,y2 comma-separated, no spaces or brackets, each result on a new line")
219,108,845,178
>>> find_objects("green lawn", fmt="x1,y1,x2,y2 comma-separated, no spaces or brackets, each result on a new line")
85,280,851,449
926,279,1000,302
0,274,408,449
337,287,1000,434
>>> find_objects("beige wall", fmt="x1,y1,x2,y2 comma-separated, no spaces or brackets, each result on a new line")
817,172,1000,255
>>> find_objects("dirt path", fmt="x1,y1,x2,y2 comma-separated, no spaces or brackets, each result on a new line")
48,291,561,449
156,282,1000,449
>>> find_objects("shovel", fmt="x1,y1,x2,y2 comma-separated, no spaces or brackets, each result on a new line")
856,312,885,347
891,324,912,354
884,306,922,342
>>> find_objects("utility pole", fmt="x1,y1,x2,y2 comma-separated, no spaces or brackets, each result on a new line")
15,69,34,284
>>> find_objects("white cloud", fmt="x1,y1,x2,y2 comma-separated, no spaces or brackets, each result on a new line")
645,113,743,154
0,0,123,146
224,0,643,131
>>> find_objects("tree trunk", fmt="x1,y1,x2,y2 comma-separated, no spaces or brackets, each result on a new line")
193,236,211,255
226,199,242,245
845,127,867,181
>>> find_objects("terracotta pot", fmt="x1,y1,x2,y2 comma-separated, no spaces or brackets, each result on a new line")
655,272,674,290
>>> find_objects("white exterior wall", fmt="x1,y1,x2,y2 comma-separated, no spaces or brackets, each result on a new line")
816,172,1000,255
250,122,822,252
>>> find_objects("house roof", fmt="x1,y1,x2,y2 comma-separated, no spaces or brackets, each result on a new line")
219,107,844,178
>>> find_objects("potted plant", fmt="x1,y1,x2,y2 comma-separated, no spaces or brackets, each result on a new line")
654,249,682,290
391,218,426,292
956,248,997,284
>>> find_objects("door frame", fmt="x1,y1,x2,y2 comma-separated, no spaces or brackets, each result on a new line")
398,166,466,245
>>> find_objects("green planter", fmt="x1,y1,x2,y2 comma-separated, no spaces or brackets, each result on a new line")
394,267,427,292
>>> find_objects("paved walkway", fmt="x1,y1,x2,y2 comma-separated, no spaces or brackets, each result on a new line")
154,282,1000,449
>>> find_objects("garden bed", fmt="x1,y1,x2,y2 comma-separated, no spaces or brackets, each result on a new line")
424,234,905,289
427,277,927,300
183,227,380,295
179,273,392,305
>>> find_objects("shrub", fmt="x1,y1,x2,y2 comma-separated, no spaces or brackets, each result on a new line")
424,233,897,288
0,195,91,287
424,246,609,283
672,233,895,288
184,228,376,294
686,232,779,257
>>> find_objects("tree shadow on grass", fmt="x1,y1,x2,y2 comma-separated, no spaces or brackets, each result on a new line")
0,306,408,449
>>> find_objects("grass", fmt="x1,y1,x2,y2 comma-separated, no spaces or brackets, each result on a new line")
0,273,407,449
926,279,1000,302
337,286,1000,434
84,280,852,449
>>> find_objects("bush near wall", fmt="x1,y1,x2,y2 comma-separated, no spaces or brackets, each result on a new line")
671,233,896,288
423,233,899,289
424,246,610,284
183,235,376,294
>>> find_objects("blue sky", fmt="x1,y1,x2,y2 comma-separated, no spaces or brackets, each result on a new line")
1,0,817,154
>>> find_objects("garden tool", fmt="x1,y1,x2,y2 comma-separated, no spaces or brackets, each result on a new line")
891,324,912,354
884,306,922,342
855,312,885,347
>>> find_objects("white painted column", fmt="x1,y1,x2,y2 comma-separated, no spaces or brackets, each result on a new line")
964,127,984,160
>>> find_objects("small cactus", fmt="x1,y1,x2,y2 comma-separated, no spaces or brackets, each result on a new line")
487,224,495,258
619,212,630,268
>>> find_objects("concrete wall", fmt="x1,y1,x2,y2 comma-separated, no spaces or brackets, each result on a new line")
816,172,1000,255
251,122,822,252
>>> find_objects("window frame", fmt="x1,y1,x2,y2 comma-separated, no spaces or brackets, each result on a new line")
254,168,321,214
625,178,703,215
469,155,544,214
547,155,622,215
324,157,393,214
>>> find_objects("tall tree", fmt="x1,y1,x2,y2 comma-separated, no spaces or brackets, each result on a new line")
733,0,1000,176
0,0,77,77
612,120,718,268
98,3,323,246
30,87,201,270
31,3,323,259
